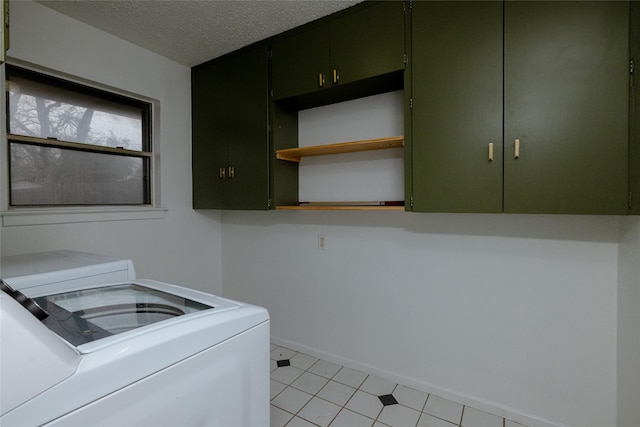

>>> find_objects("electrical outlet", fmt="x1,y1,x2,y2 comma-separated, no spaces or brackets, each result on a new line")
318,234,326,250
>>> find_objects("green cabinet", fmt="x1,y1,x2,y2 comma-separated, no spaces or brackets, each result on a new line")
1,0,8,63
503,1,629,214
271,1,405,101
271,23,329,101
411,1,503,213
630,1,640,215
411,1,631,214
192,44,270,210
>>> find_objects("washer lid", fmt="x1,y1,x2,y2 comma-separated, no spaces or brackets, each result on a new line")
33,283,213,347
0,293,81,416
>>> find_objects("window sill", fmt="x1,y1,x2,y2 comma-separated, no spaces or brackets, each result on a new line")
1,206,167,227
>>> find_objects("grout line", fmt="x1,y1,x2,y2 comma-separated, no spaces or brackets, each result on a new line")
421,392,430,413
271,344,523,427
416,392,431,427
278,350,363,427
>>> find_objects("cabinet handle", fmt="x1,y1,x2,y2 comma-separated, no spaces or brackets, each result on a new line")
332,69,339,84
318,73,325,88
488,143,494,162
228,166,235,178
514,139,520,159
219,167,226,179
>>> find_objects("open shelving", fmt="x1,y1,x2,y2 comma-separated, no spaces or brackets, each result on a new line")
275,136,404,163
275,135,405,210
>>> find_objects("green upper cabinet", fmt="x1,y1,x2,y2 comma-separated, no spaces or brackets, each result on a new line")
191,43,270,210
504,1,629,214
630,1,640,215
192,60,228,209
1,0,8,63
329,1,405,88
411,1,631,215
411,1,503,213
271,23,330,101
271,1,405,101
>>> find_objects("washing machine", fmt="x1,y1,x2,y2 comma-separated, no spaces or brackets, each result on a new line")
1,250,137,291
0,252,270,427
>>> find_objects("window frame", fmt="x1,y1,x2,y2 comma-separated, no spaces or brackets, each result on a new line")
1,61,165,226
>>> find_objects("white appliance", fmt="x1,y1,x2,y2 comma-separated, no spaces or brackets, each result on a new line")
0,252,270,427
1,250,137,291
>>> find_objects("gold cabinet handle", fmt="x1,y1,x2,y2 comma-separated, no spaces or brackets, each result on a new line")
219,167,226,179
488,142,494,162
228,166,235,178
318,73,325,88
332,69,339,84
514,139,520,159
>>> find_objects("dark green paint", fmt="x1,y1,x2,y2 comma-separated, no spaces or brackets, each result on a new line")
192,60,228,209
193,0,633,215
629,1,640,215
191,43,270,210
411,1,630,215
271,23,330,101
270,102,299,208
403,1,413,211
329,1,405,87
504,1,629,214
271,1,404,101
411,1,503,213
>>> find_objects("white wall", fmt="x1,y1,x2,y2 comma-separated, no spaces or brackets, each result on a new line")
617,217,640,427
221,211,619,427
0,1,223,294
298,91,404,203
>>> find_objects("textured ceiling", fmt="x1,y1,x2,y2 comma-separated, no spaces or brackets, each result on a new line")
35,0,363,67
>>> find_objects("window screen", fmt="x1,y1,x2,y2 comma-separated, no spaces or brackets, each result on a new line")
6,65,152,206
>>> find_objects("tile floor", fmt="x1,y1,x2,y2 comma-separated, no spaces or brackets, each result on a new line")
270,344,529,427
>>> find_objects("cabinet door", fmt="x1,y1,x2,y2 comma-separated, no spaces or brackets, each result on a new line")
271,24,330,100
504,1,629,214
226,46,270,210
411,1,503,212
330,1,405,87
1,0,7,64
630,1,640,215
192,61,229,209
192,45,269,210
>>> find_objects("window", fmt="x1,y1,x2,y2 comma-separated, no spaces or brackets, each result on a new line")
6,65,152,207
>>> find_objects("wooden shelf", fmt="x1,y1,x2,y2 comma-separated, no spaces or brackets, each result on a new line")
276,205,404,211
276,136,404,163
276,201,404,211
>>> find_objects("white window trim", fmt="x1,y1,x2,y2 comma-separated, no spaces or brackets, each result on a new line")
1,206,167,227
1,60,166,226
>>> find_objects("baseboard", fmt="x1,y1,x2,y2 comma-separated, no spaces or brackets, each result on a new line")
271,336,566,427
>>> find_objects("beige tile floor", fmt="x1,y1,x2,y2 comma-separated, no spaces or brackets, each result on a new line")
270,344,530,427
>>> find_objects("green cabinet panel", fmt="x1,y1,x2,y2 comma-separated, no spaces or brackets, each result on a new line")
271,1,405,101
504,1,629,214
192,44,269,210
1,0,8,64
270,102,299,208
411,1,631,215
411,1,503,213
329,1,405,87
271,24,330,101
226,46,270,210
192,61,228,209
630,1,640,215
